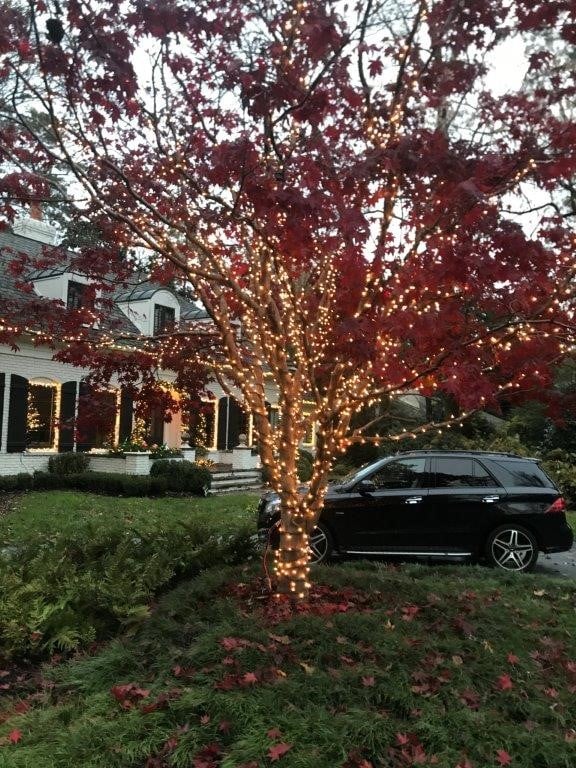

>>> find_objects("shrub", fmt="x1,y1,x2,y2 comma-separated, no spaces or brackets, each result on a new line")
297,449,314,482
48,452,90,475
0,522,256,661
150,459,212,494
541,455,576,505
329,462,354,479
341,442,380,467
149,444,183,459
4,470,206,497
0,473,33,491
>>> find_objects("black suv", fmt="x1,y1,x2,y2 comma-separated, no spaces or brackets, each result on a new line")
257,451,574,572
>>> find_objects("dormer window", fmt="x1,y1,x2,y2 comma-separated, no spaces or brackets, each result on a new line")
67,280,88,310
153,304,175,335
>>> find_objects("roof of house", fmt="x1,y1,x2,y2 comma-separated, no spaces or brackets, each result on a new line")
0,229,209,338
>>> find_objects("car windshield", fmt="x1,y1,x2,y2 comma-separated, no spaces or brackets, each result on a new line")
333,461,379,487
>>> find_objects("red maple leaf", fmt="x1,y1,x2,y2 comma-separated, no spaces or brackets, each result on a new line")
268,742,292,761
110,682,150,709
8,729,22,744
507,653,519,665
496,749,512,765
242,672,258,685
267,728,283,739
496,674,514,691
220,637,247,651
362,675,375,687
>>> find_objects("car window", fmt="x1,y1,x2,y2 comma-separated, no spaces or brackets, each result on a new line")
369,458,426,490
436,457,499,488
493,459,554,488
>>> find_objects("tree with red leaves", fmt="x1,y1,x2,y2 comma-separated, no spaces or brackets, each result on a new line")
1,0,576,596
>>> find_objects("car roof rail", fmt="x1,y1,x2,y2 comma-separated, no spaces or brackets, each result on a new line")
392,449,530,459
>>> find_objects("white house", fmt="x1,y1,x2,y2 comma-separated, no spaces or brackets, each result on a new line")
0,216,288,476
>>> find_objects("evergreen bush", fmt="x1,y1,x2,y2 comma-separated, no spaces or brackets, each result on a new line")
48,452,90,475
297,449,314,481
150,459,212,494
0,473,33,491
0,522,255,660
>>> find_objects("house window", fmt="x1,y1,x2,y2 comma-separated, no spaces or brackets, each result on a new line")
27,382,58,449
153,305,175,335
67,281,88,310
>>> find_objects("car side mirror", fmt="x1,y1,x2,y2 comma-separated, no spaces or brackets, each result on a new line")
357,479,376,495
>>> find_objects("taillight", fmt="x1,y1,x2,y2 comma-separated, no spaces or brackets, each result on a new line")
545,497,566,514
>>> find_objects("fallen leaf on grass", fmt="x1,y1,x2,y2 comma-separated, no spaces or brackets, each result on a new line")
268,742,292,761
269,634,291,645
495,674,513,691
9,729,22,744
362,675,375,687
110,683,150,709
299,661,315,674
218,720,231,734
496,749,512,765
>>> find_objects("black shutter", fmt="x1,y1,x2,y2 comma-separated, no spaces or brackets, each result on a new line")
76,381,96,452
58,381,77,452
118,389,133,442
7,375,28,453
0,373,4,449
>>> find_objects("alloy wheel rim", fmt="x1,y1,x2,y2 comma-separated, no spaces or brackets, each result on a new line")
309,527,328,562
491,529,534,571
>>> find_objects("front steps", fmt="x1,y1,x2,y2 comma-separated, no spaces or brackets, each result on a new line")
210,466,263,494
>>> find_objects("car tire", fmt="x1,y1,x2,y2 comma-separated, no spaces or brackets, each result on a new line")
308,523,333,564
485,524,538,573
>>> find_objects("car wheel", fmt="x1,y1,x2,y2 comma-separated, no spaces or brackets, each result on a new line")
308,523,333,564
485,525,538,573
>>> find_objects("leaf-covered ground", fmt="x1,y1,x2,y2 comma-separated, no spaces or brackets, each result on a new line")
1,562,575,768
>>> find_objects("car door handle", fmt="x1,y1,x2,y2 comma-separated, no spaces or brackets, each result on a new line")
482,496,500,503
405,496,423,504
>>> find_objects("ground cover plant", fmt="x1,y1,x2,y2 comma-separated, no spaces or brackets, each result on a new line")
0,492,257,660
0,562,575,768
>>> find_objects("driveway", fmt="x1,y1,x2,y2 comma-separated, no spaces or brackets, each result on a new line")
535,543,576,579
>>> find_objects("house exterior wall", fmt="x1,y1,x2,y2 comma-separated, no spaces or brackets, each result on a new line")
0,341,88,454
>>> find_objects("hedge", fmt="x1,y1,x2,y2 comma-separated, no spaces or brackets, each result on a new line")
0,465,211,496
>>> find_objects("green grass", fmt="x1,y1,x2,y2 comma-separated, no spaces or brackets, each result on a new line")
1,562,575,768
0,490,257,540
566,510,575,530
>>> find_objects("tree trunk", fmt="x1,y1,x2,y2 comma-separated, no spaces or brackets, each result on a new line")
275,517,311,597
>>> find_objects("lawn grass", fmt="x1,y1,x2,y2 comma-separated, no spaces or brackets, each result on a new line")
1,561,575,768
0,490,258,540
